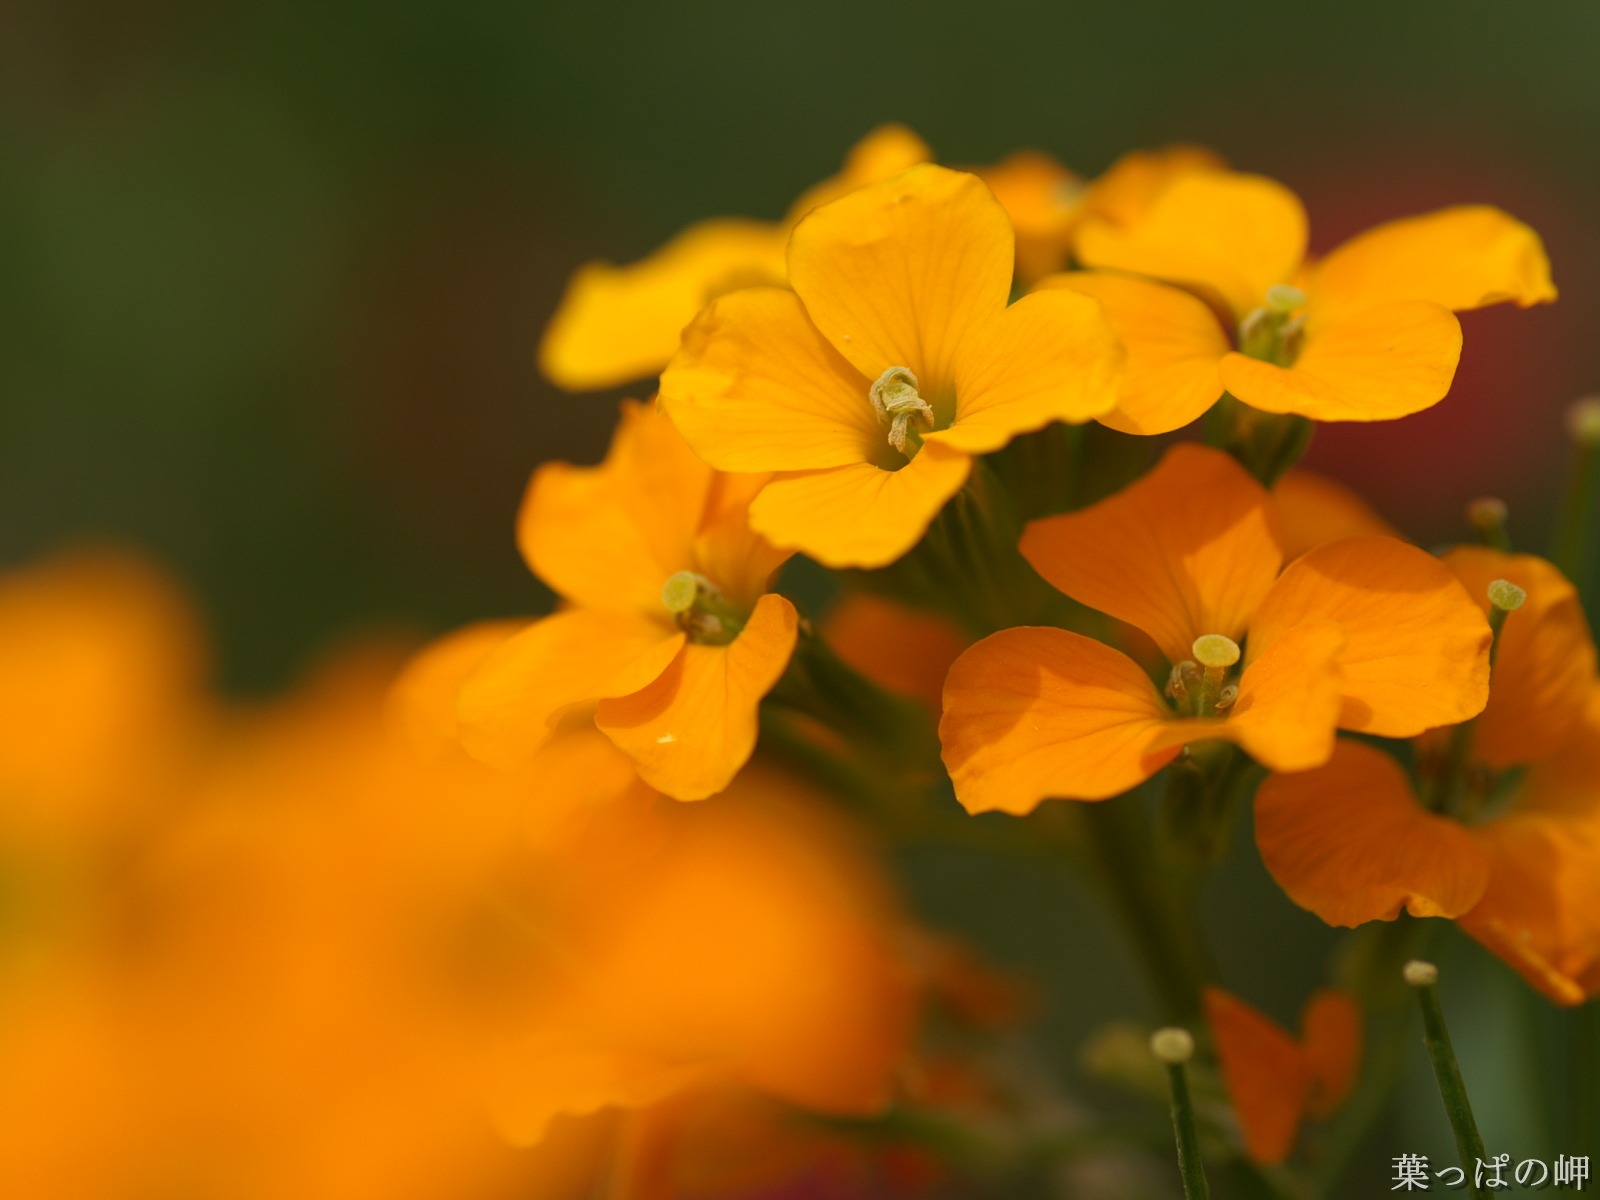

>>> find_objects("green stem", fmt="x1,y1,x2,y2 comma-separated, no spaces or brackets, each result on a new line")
1410,964,1489,1197
1554,433,1598,585
1152,1033,1212,1200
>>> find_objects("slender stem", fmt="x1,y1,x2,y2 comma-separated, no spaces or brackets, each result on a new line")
1554,430,1598,584
1152,1030,1212,1200
1408,962,1489,1197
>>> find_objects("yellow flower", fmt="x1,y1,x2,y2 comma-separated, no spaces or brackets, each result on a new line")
1040,167,1555,432
660,164,1123,568
451,401,798,800
539,125,930,391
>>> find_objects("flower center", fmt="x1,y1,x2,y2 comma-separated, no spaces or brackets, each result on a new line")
1237,284,1306,367
1165,633,1242,718
660,570,745,646
869,366,935,457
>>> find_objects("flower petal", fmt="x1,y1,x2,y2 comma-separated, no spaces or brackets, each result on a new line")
458,610,684,770
388,620,528,762
1441,548,1597,768
749,441,972,570
786,165,1013,396
1019,444,1284,665
1247,537,1491,737
1203,986,1310,1165
660,287,879,472
691,472,794,609
978,149,1084,285
1075,170,1307,319
1271,470,1399,561
520,401,715,612
939,627,1181,813
924,287,1121,454
1301,989,1362,1118
1081,144,1226,230
1309,205,1556,324
784,124,933,224
1036,272,1226,435
1218,301,1463,422
538,219,788,391
1254,740,1491,927
596,594,799,800
1221,621,1343,772
823,593,969,710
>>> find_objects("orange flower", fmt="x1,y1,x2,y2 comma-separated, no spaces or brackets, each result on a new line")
822,593,969,711
1040,168,1554,432
1271,468,1399,561
539,125,930,391
452,401,798,800
1203,986,1362,1165
660,164,1123,568
1255,551,1600,1004
939,444,1489,814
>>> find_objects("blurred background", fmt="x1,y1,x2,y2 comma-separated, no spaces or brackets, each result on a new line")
4,1,1597,1191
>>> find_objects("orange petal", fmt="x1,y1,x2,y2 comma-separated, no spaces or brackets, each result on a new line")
1254,740,1491,926
1219,621,1343,772
784,124,933,224
1081,144,1228,231
925,287,1122,454
690,472,794,610
1218,301,1463,422
1441,548,1598,768
520,401,716,612
978,149,1085,285
596,594,799,800
1203,986,1311,1166
939,627,1182,813
786,165,1013,396
1460,811,1600,1006
1518,686,1600,819
538,218,787,391
1247,537,1491,738
1309,205,1556,324
822,594,968,710
1020,444,1284,665
749,441,973,570
1271,470,1399,561
457,610,684,771
1036,272,1227,435
660,287,879,473
1075,170,1307,319
1300,989,1362,1118
387,620,528,762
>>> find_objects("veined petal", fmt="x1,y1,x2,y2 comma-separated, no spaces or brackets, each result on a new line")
928,287,1121,454
520,401,715,612
786,165,1013,395
1220,622,1343,772
1255,740,1491,927
1203,986,1311,1166
1309,205,1556,324
538,218,787,391
1036,272,1226,435
784,124,933,225
458,610,684,771
1441,548,1597,768
1272,470,1399,561
596,594,799,800
749,441,972,570
1019,444,1284,665
1218,301,1462,422
1247,537,1491,737
1075,170,1307,319
939,627,1182,814
660,287,879,472
1460,812,1600,1006
1301,990,1362,1118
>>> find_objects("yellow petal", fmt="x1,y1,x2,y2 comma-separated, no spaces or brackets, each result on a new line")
1271,470,1399,561
1037,272,1227,435
784,124,933,224
1247,536,1491,737
1221,622,1343,772
1203,986,1311,1165
660,287,879,472
823,593,969,710
1309,205,1556,324
1081,144,1227,230
457,610,684,770
1254,740,1491,927
1019,444,1284,665
1217,301,1462,422
786,164,1013,396
924,287,1121,454
387,620,528,762
596,594,799,800
1075,170,1307,319
939,627,1182,813
1441,548,1598,768
690,472,794,609
978,149,1085,285
519,401,715,612
749,441,972,570
538,219,787,391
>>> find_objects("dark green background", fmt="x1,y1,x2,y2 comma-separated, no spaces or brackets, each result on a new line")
3,2,1595,1191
